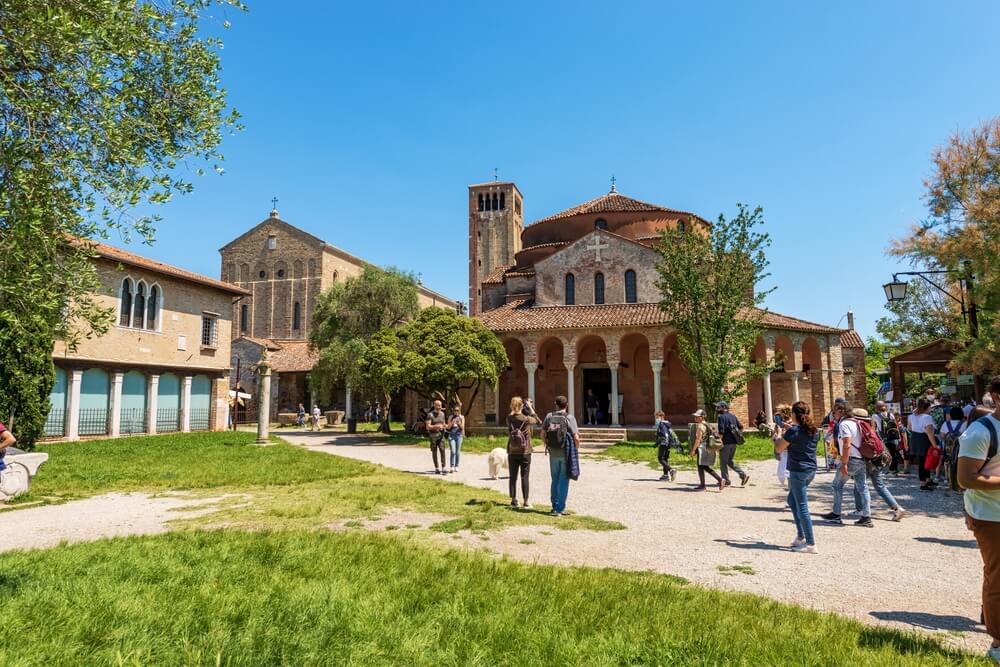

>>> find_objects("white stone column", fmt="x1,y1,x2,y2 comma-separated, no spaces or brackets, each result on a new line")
566,363,576,417
493,381,501,424
66,369,83,441
525,362,538,403
146,374,160,435
109,371,124,438
610,361,621,426
791,372,801,403
257,354,272,444
651,359,664,414
181,375,192,432
763,372,774,424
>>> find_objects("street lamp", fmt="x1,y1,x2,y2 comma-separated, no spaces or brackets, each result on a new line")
883,280,909,303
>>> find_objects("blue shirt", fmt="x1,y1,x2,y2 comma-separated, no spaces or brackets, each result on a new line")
783,425,818,473
717,412,742,445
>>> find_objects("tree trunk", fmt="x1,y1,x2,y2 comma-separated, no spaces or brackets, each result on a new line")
379,391,392,434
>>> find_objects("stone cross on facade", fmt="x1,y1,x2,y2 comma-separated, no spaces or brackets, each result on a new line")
586,237,609,263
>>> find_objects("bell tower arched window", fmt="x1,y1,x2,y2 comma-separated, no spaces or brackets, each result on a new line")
565,273,575,305
624,270,637,303
500,192,506,210
293,302,302,331
594,272,605,305
492,193,499,210
478,194,484,211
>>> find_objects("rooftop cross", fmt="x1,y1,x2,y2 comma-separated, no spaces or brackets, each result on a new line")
269,196,279,218
610,175,617,193
586,237,610,263
493,167,498,182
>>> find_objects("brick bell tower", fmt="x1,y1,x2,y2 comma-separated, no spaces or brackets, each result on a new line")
468,179,523,315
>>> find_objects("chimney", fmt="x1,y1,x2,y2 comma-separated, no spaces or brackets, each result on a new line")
847,311,855,331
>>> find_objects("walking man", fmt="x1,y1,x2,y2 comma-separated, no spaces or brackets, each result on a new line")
585,388,599,426
542,395,581,516
425,399,448,475
310,404,322,432
857,408,907,521
716,401,749,487
873,400,905,474
823,405,873,527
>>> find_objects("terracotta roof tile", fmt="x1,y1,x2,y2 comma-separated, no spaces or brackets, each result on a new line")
481,265,512,285
90,240,249,295
840,330,865,348
268,340,319,373
530,191,703,226
478,301,842,335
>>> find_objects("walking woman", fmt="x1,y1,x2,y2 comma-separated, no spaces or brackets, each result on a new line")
773,401,820,553
908,398,938,491
446,404,465,474
507,397,540,508
689,409,724,491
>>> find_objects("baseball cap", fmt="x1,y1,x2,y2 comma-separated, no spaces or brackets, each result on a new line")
692,409,707,417
714,401,729,409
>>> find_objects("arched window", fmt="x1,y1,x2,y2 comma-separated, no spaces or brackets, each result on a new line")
594,272,605,305
146,285,159,330
624,270,637,303
478,194,484,211
240,304,249,333
594,218,608,230
492,193,498,210
133,282,146,329
500,192,506,210
293,302,301,331
565,273,575,305
119,278,133,326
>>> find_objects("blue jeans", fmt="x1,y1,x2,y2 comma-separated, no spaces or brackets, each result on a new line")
866,461,898,509
832,458,871,518
787,470,816,545
549,454,570,513
448,433,463,468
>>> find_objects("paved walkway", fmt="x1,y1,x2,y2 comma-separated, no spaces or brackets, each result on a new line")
283,430,986,651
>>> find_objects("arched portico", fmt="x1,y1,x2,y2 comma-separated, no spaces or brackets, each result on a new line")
500,338,528,417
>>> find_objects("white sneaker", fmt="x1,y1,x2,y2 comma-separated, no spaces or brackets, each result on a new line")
523,503,533,509
790,536,806,549
892,507,907,522
798,544,819,554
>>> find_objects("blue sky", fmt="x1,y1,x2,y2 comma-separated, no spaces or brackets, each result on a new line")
132,1,1000,339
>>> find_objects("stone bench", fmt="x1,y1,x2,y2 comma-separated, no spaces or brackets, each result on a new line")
277,412,301,426
325,411,344,426
0,452,49,502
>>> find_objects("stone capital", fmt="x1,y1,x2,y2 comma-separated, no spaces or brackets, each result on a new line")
650,358,664,371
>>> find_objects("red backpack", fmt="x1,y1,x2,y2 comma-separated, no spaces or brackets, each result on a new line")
851,418,888,463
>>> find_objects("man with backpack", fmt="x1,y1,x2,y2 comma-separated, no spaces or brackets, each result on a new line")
873,401,905,474
957,377,1000,663
654,410,678,482
858,408,907,521
542,395,581,516
823,405,873,526
715,402,749,487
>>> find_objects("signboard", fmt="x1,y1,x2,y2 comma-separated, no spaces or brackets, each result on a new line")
958,374,976,386
940,385,957,396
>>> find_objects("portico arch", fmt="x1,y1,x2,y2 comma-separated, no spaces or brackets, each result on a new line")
619,333,652,424
802,336,824,413
662,333,698,423
577,335,612,424
536,337,567,415
500,338,528,417
747,337,768,421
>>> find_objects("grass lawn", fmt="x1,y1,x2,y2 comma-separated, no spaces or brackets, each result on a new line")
598,433,789,471
14,432,621,534
0,529,981,666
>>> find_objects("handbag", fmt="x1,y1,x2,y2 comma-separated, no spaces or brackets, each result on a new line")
924,445,942,471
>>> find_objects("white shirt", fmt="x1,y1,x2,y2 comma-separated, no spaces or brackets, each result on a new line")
959,415,1000,521
312,407,321,418
839,419,862,460
964,404,975,418
940,419,965,437
907,413,935,435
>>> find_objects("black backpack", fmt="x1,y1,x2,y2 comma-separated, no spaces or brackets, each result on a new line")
545,413,570,450
950,416,998,492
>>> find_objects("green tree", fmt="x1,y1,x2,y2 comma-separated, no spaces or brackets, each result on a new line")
309,266,420,431
0,0,242,445
874,278,963,351
655,204,773,418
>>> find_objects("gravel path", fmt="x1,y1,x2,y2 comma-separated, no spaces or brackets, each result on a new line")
286,430,987,652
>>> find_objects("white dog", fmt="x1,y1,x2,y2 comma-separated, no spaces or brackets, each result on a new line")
487,447,509,480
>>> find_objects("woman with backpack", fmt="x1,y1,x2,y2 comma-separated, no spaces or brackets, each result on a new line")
507,396,540,508
654,410,678,482
938,406,966,486
772,401,820,553
908,398,939,491
689,409,724,492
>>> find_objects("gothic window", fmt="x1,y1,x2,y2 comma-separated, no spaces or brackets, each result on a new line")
492,193,498,210
147,285,159,330
293,302,301,331
133,282,146,329
625,270,637,303
478,194,484,211
120,278,133,326
594,272,605,305
240,304,249,333
500,192,506,210
595,219,608,230
565,273,575,305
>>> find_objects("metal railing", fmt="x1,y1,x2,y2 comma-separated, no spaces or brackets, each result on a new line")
43,408,65,438
78,408,109,436
120,408,147,435
189,408,210,431
156,408,180,433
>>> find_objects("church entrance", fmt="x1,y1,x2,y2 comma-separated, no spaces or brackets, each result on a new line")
582,367,612,426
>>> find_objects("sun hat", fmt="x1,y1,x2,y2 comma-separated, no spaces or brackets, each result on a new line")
850,408,871,420
692,409,707,417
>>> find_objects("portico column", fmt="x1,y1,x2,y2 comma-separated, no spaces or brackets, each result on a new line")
791,372,801,403
525,363,538,403
109,371,124,438
651,359,664,414
256,352,272,444
763,372,774,425
181,375,192,433
146,374,160,435
610,361,621,426
566,363,576,417
66,369,83,441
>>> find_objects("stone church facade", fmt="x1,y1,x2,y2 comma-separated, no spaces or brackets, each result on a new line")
466,182,863,426
220,207,459,419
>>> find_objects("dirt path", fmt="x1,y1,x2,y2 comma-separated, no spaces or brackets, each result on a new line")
285,430,987,652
